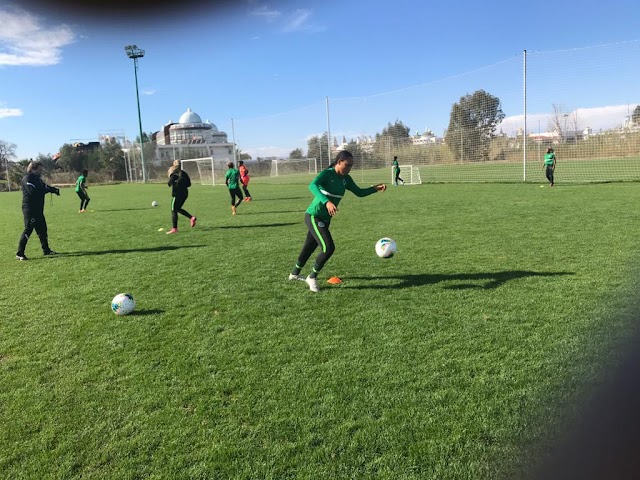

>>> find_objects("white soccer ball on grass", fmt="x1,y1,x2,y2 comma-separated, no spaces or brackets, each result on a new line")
151,201,158,207
111,293,136,316
375,237,397,258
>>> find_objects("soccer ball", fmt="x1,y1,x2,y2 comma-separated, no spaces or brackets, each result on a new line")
375,237,397,258
151,201,158,207
111,293,136,316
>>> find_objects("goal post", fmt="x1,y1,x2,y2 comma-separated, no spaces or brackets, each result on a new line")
179,157,228,186
391,165,422,185
270,157,318,177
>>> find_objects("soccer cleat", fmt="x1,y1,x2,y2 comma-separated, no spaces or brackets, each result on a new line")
43,250,58,256
16,254,28,261
288,274,306,281
231,206,237,215
305,276,320,293
166,228,178,235
190,216,197,228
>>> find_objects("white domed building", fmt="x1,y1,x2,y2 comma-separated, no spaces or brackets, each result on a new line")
152,108,234,164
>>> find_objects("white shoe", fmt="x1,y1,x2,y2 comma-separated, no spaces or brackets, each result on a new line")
305,276,320,293
288,274,305,281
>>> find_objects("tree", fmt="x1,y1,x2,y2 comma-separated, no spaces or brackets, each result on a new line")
632,105,640,125
445,90,505,162
0,139,17,191
549,104,570,143
97,140,127,181
374,120,411,161
289,148,304,159
307,133,330,170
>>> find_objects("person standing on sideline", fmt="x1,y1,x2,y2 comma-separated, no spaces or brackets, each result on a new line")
392,156,404,186
225,161,243,215
289,150,386,292
166,160,196,234
75,169,90,212
544,147,556,187
238,160,252,201
16,161,60,260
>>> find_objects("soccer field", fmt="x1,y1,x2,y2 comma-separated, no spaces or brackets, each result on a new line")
1,181,639,478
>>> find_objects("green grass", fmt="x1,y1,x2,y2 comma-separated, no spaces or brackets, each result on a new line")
1,181,639,479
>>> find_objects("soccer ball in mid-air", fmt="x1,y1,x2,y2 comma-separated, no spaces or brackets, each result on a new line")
111,293,136,315
375,237,397,258
151,201,158,207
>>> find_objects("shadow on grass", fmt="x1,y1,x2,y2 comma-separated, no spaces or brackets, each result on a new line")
235,210,300,215
249,196,308,202
96,207,154,212
130,309,165,316
62,245,207,257
345,270,574,290
215,222,298,229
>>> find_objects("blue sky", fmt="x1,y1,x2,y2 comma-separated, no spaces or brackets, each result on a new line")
1,0,640,160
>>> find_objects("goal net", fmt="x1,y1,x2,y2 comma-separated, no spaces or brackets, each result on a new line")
270,158,317,177
180,157,228,186
391,165,422,185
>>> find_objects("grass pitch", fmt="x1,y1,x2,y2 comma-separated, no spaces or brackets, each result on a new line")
1,180,639,479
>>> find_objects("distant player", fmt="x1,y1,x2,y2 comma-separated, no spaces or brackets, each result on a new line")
75,169,90,212
166,160,196,234
392,156,404,186
16,161,60,260
288,150,386,292
238,160,252,201
225,161,243,215
544,148,556,187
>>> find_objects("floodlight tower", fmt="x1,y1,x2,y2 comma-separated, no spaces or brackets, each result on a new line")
124,44,147,182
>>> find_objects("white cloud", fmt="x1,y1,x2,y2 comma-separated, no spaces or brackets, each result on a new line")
249,5,281,21
499,104,637,134
142,88,156,96
249,3,325,34
0,107,23,118
282,9,326,33
0,6,74,66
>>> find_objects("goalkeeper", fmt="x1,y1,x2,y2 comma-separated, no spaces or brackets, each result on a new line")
392,156,404,186
75,169,90,212
544,148,556,187
16,161,60,260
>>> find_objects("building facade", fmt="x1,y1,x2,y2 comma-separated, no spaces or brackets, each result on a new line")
151,108,234,164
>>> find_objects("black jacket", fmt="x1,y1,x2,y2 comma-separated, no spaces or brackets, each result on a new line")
168,171,191,197
21,172,59,213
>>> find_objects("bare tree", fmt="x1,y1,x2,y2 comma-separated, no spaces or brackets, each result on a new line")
0,139,17,192
549,104,569,143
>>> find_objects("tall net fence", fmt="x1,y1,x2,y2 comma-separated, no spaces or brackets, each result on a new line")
225,40,640,184
114,41,640,185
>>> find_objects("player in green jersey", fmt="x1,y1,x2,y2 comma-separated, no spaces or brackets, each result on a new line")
225,161,244,215
392,156,404,186
75,169,90,212
544,147,556,187
289,150,386,292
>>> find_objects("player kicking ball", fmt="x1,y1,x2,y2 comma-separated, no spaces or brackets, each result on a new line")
288,150,386,292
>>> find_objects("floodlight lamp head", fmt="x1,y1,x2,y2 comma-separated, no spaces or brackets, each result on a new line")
124,45,145,59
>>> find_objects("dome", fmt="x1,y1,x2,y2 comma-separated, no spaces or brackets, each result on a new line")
179,108,202,124
205,120,219,133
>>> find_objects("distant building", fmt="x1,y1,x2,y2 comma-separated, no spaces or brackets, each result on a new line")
410,129,444,145
152,108,234,164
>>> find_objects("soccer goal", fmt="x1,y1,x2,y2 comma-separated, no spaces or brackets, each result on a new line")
270,158,317,177
391,165,422,185
180,157,227,186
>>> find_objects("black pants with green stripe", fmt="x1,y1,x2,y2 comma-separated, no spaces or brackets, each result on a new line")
296,214,335,274
171,194,192,228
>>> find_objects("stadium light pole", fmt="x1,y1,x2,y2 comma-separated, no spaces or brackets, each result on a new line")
124,45,147,182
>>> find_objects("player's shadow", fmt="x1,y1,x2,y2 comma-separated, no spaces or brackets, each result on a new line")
97,207,153,212
253,196,308,202
345,270,573,290
63,245,207,257
130,309,164,316
214,222,297,229
238,210,300,215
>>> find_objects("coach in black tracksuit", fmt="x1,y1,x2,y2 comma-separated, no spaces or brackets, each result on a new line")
16,161,60,260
